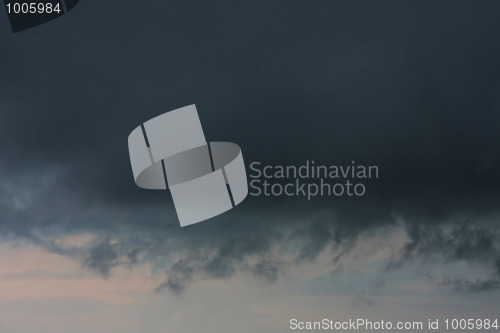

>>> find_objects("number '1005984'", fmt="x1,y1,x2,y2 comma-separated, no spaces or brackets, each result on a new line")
6,2,61,14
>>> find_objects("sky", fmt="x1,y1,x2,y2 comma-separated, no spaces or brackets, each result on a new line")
1,1,500,332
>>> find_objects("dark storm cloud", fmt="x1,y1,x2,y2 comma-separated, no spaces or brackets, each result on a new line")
1,1,499,209
387,219,500,292
83,238,120,277
388,220,499,267
250,259,284,282
81,237,147,277
71,209,500,294
157,255,285,295
291,214,337,263
157,257,197,294
0,1,500,294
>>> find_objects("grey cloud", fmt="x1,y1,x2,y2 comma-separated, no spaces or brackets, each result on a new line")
389,221,499,267
1,0,500,298
250,259,284,282
157,258,198,295
81,234,155,278
438,276,500,293
385,219,500,293
82,238,120,277
157,215,500,294
71,209,500,294
291,216,334,263
1,1,500,211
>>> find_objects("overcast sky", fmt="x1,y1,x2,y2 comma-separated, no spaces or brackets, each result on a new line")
0,1,500,332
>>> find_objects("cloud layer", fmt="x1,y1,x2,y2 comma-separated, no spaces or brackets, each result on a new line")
0,1,499,300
